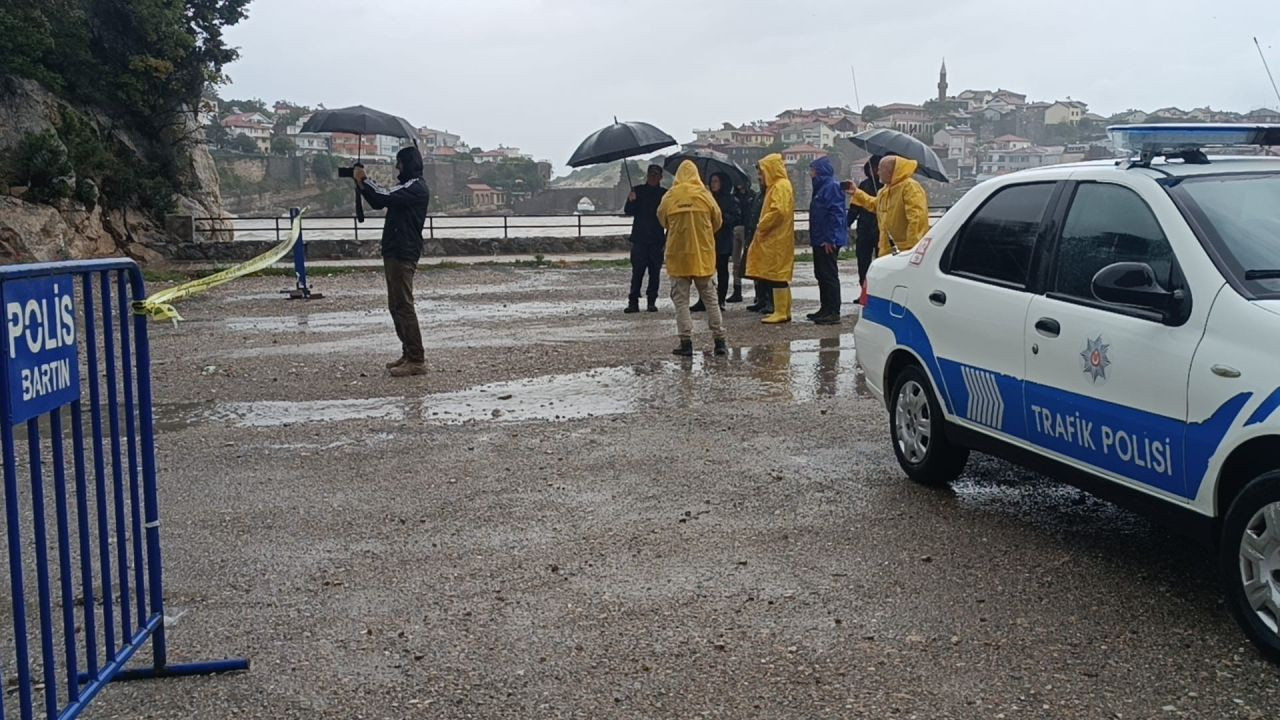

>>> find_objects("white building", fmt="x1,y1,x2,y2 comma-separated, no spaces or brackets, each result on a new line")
221,112,273,153
933,126,978,174
980,145,1063,176
292,133,330,154
779,122,836,148
418,127,462,149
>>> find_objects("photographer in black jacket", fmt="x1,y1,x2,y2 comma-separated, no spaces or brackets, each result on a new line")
352,145,431,377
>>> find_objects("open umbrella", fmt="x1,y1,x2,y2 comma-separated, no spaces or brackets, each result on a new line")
301,105,419,222
568,118,677,187
663,148,750,189
850,127,950,183
301,105,419,147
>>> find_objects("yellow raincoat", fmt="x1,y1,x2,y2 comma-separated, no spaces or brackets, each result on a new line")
745,153,795,283
852,156,930,257
659,161,722,278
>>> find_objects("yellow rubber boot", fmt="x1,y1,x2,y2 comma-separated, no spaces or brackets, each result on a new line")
762,287,791,324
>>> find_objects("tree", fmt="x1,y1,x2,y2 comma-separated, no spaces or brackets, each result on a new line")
861,104,886,122
271,136,297,156
205,121,229,147
230,134,259,154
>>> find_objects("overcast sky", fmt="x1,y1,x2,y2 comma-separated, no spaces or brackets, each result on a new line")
221,0,1279,168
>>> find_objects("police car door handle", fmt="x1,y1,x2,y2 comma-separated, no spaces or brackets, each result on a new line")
1212,364,1242,378
928,290,947,306
1035,317,1061,338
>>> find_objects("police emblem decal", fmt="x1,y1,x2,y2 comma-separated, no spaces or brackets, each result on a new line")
1080,336,1111,383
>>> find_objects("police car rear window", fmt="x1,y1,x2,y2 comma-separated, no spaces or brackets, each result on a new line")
1054,183,1176,301
949,183,1055,287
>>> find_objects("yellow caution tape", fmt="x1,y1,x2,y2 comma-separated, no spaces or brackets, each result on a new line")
134,210,305,322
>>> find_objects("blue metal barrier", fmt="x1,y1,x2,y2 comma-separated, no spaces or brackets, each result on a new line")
0,259,248,719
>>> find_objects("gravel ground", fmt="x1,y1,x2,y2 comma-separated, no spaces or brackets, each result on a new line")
73,263,1280,719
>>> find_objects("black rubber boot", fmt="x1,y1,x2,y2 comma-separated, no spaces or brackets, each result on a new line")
672,338,694,357
727,285,743,303
713,338,728,356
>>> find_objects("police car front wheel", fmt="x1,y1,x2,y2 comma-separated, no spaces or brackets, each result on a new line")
1221,471,1280,662
889,365,968,486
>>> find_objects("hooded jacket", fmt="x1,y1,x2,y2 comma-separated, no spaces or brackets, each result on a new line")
360,147,431,262
658,161,722,278
808,156,848,249
745,153,796,283
851,157,929,257
710,172,741,256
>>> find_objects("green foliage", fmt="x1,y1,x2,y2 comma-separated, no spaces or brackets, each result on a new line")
222,97,267,114
230,134,260,154
0,0,251,221
271,136,297,157
9,131,72,203
861,104,886,122
204,122,229,147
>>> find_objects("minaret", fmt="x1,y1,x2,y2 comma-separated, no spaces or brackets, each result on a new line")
938,58,948,102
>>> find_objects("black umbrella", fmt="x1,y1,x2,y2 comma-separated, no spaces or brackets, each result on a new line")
300,105,419,222
300,105,419,145
850,127,950,183
663,148,750,189
568,118,677,187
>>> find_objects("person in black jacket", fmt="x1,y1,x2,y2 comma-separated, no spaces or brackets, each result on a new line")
729,182,756,303
743,178,769,313
691,172,741,312
623,164,668,313
848,155,882,304
353,145,431,377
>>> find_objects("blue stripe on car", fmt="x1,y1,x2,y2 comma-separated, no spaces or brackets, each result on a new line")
861,295,1254,500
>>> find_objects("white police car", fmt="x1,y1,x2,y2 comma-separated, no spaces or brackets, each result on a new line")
853,125,1280,659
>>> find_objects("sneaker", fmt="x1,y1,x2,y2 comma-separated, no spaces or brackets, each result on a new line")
806,311,824,321
388,362,427,377
727,286,743,303
385,356,407,369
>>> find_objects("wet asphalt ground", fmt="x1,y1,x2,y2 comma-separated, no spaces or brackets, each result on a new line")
82,264,1280,719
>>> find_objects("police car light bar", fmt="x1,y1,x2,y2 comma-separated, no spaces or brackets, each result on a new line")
1109,123,1280,165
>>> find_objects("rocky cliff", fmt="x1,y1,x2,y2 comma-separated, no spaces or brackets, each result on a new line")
0,75,227,264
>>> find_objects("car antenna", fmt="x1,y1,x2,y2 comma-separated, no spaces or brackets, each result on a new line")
1255,37,1280,108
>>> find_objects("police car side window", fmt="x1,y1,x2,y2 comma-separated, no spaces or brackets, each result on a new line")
1053,184,1176,303
949,183,1056,288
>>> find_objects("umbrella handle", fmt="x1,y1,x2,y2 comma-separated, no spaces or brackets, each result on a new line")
356,187,365,223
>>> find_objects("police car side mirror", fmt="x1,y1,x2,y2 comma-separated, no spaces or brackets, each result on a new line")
1092,262,1181,321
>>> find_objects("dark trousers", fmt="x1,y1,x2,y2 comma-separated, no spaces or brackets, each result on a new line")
855,232,876,285
629,243,664,302
716,253,730,305
813,246,841,315
384,256,424,363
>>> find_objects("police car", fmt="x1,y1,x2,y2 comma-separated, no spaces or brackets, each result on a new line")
853,124,1280,659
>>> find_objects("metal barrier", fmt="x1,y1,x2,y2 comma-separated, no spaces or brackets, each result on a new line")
0,259,247,719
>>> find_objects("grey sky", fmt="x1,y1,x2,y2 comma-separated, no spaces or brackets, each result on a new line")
222,0,1278,168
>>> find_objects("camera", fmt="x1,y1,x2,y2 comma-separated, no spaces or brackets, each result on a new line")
337,162,364,179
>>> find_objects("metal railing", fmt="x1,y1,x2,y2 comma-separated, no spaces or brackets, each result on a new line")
193,207,954,245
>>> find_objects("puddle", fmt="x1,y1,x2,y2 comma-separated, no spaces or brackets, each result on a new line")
158,397,405,430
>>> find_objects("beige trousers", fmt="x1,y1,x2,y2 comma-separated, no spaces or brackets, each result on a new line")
670,275,725,341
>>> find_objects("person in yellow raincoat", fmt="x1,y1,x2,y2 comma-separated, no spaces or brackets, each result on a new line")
850,155,930,257
745,153,796,324
659,160,727,357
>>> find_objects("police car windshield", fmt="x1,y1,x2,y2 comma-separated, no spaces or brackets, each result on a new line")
1171,172,1280,298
